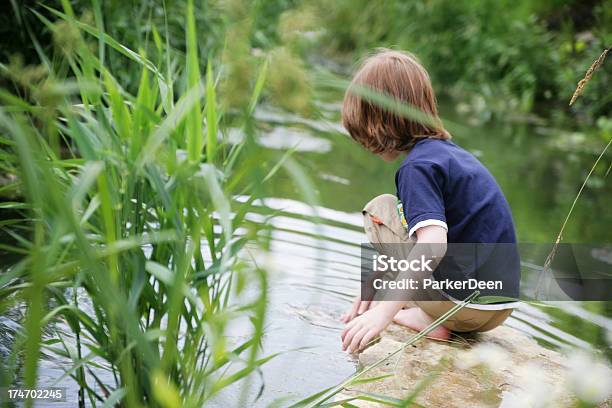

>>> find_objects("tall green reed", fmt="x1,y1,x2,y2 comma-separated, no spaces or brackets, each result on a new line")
0,2,290,406
536,47,611,298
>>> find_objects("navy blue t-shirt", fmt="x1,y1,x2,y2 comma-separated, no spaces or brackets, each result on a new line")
395,138,520,301
396,138,516,243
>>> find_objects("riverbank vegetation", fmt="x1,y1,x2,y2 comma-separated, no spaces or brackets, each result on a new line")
0,1,296,406
5,0,611,124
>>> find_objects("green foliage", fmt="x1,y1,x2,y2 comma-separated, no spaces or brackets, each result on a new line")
0,3,297,406
7,0,608,125
313,0,611,124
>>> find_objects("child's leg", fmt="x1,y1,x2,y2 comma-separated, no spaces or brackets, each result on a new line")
393,307,452,340
363,194,413,251
342,194,403,323
361,195,452,339
415,300,513,333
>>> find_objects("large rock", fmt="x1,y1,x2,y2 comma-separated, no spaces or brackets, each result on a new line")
337,324,581,407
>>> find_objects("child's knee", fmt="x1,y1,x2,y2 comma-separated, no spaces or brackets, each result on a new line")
363,194,413,248
363,194,397,217
362,194,399,229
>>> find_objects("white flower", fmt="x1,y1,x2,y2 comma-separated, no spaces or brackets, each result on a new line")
455,343,510,370
566,350,612,405
503,391,545,408
502,363,561,408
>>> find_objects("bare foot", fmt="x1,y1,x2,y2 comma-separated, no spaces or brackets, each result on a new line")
393,308,450,340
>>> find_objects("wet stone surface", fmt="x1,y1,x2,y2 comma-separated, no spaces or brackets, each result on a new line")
337,324,580,408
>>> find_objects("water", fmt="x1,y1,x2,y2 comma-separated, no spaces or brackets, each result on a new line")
2,100,611,406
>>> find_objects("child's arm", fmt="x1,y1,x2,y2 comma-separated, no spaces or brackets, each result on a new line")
341,225,447,353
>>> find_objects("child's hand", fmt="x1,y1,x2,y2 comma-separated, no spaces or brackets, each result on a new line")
340,296,373,323
341,302,399,353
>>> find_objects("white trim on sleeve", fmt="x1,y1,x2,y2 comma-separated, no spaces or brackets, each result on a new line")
408,219,448,238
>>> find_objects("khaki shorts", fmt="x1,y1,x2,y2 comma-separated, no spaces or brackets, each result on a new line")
363,194,512,333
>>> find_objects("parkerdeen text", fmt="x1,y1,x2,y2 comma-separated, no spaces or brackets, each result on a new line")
372,278,503,291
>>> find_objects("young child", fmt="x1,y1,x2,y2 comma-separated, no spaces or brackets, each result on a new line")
340,49,520,353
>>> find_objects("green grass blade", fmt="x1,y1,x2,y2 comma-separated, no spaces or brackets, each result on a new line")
205,59,218,163
185,0,203,163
